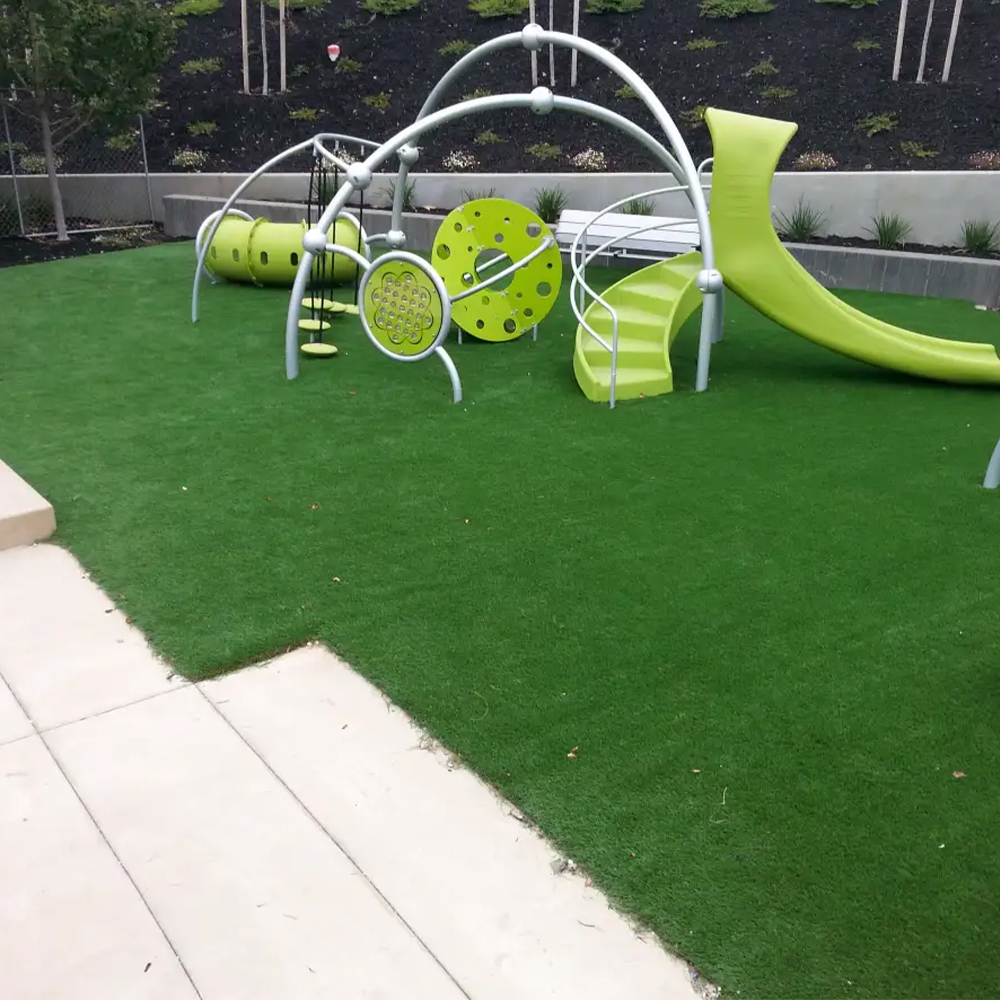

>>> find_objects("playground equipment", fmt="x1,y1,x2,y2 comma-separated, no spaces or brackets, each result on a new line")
192,23,1000,407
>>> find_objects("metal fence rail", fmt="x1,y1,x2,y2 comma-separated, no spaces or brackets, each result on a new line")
0,105,154,239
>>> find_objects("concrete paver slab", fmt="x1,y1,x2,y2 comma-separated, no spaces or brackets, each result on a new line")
0,676,33,745
0,545,183,730
204,645,701,1000
45,684,467,1000
0,735,198,1000
0,459,55,552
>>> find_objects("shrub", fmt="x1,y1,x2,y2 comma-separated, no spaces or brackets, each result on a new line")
793,151,838,170
898,140,938,159
685,37,725,49
362,92,390,111
585,0,643,11
761,86,796,98
387,178,416,212
534,186,568,223
462,186,498,200
443,150,479,170
468,0,528,17
172,148,207,170
746,57,778,76
773,197,826,241
106,131,137,151
857,112,898,136
172,0,222,14
180,57,221,74
474,130,503,144
622,197,655,215
865,211,912,248
462,87,492,100
290,107,320,120
699,0,775,18
289,63,309,77
361,0,419,13
853,38,881,51
266,0,327,8
615,84,637,98
969,151,1000,170
19,153,60,174
571,148,607,171
818,0,879,6
440,39,476,56
188,120,217,136
680,104,708,127
335,57,363,73
959,220,1000,257
527,142,561,160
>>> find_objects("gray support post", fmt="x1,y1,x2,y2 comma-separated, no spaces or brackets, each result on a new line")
983,437,1000,488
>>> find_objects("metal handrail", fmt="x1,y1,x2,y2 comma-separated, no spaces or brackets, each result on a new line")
451,237,554,303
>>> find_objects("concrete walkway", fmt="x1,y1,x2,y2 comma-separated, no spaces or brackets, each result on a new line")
0,543,707,1000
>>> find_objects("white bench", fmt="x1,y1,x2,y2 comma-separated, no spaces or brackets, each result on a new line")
554,209,701,263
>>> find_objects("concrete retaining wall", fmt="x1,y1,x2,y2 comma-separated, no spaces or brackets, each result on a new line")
5,169,1000,246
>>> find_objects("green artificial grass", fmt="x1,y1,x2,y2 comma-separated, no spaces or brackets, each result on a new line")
3,243,1000,998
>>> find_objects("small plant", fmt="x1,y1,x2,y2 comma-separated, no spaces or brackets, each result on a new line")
685,36,725,49
0,141,26,155
440,39,476,56
387,178,416,212
527,142,561,160
180,57,222,74
443,150,479,170
106,131,137,151
615,84,637,98
172,0,222,14
898,140,938,159
462,186,497,200
266,0,326,7
534,186,568,223
760,86,796,99
462,87,492,100
969,150,1000,170
571,148,607,171
290,107,320,120
622,197,655,215
361,0,419,13
746,57,778,76
362,92,390,110
856,112,898,137
289,63,310,77
19,153,60,174
818,0,879,7
474,130,502,145
793,150,837,170
680,104,708,127
699,0,775,18
853,38,881,51
585,0,643,11
172,148,208,170
959,219,1000,257
865,211,912,248
773,197,826,241
468,0,528,17
336,57,363,73
188,120,217,136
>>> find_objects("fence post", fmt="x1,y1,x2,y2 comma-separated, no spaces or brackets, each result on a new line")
138,114,155,223
2,103,26,236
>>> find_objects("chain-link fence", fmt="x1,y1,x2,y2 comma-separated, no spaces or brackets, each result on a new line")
1,104,154,239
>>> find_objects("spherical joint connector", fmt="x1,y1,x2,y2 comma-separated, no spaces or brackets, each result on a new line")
385,229,406,249
530,86,555,116
696,268,724,294
521,22,544,51
398,144,419,168
346,162,373,191
302,227,329,255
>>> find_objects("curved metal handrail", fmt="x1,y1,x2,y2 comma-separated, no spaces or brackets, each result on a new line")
450,237,554,303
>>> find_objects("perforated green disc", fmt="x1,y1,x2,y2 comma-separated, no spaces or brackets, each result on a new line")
361,259,444,357
430,198,562,342
300,342,338,357
298,318,331,333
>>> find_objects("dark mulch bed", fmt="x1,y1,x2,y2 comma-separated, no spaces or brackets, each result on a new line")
0,226,184,269
2,0,998,177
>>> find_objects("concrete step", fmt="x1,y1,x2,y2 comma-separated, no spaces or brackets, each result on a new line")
0,460,56,552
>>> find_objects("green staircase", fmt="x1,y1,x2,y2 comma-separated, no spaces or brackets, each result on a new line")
572,252,705,403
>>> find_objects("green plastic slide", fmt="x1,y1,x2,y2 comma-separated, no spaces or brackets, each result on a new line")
705,107,1000,386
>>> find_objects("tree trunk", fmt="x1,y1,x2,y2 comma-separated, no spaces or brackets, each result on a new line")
528,0,538,85
279,0,287,93
892,0,910,81
916,0,935,82
548,0,555,87
38,104,68,241
260,0,269,96
241,0,250,93
941,0,964,83
571,0,581,87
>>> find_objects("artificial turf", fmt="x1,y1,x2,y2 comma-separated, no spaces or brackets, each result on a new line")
2,242,999,999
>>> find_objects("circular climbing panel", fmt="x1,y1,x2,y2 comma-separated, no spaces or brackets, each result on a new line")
430,198,563,343
357,252,450,361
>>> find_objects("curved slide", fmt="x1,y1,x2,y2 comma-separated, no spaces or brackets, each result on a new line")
705,107,1000,386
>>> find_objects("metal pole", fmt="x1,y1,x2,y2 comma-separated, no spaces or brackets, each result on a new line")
571,0,581,87
916,0,935,82
548,0,555,87
138,114,155,224
984,435,1000,488
241,0,250,93
528,0,538,85
941,0,964,83
2,103,25,235
279,0,287,92
892,0,909,81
